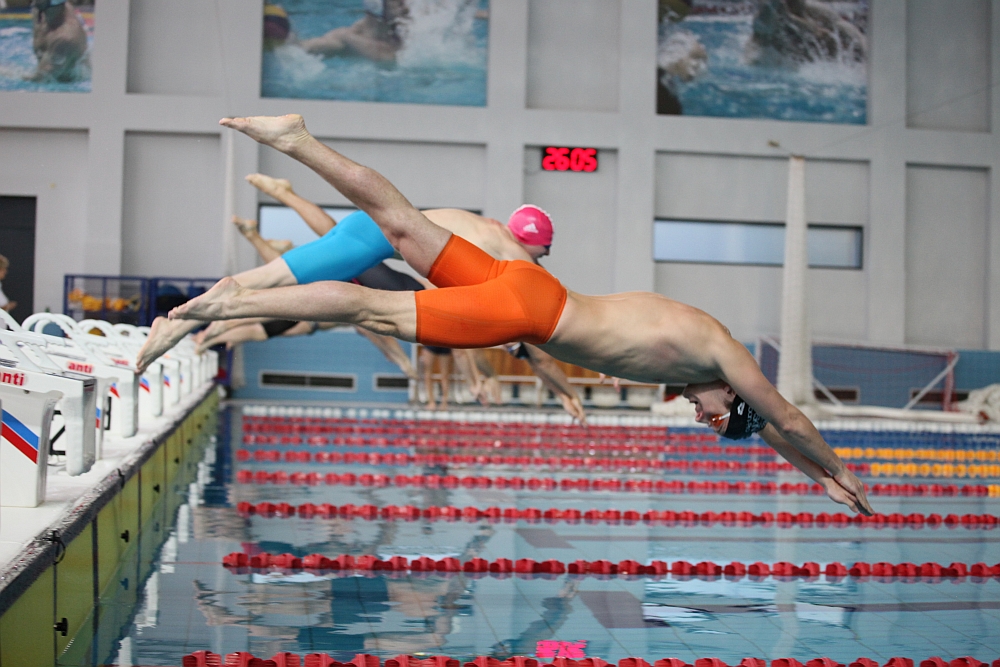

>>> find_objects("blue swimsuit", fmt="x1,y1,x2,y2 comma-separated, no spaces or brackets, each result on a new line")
281,210,395,284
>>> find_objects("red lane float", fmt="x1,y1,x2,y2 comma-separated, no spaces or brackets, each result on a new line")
233,501,999,531
184,651,1000,667
233,468,992,498
220,552,1000,582
234,448,874,476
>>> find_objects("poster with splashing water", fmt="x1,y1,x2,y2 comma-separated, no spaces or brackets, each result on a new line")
0,2,94,92
657,0,868,124
261,0,488,106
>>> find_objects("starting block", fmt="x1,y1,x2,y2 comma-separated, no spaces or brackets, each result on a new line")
32,315,140,438
0,329,97,477
109,323,173,413
1,387,61,507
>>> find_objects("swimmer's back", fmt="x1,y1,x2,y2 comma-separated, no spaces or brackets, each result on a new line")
422,208,532,262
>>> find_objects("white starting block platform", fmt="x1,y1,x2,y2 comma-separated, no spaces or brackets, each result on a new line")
0,381,217,584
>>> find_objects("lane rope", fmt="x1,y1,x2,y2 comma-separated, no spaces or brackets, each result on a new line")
234,468,996,497
234,501,999,530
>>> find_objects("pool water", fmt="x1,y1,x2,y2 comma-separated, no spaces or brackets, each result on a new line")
94,406,997,666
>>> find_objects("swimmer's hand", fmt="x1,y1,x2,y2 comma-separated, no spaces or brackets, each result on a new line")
598,373,621,390
823,469,874,516
558,392,587,424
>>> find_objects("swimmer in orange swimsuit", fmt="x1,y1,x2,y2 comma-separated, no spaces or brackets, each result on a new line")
173,114,874,517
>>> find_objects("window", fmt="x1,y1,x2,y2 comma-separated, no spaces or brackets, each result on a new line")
260,371,356,391
653,220,863,269
258,205,356,247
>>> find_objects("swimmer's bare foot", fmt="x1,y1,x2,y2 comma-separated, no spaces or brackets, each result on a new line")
169,277,248,321
246,173,294,200
220,115,310,154
137,317,193,374
231,215,258,237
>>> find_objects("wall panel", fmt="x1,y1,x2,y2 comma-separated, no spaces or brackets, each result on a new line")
905,165,989,347
525,0,620,112
524,147,618,295
0,129,88,313
121,133,223,277
126,0,225,96
906,0,991,132
259,140,486,212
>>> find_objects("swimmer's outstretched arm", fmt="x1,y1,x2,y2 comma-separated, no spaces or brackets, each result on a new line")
221,115,450,277
715,339,874,515
520,345,586,423
245,174,336,237
168,276,417,342
354,326,417,379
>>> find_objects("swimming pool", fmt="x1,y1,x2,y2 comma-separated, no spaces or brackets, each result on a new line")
91,406,998,665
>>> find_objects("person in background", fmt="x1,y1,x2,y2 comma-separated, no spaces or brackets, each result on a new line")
0,255,17,314
29,0,88,82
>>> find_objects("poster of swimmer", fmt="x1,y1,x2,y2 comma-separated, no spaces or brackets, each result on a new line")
657,0,867,124
261,0,489,106
0,0,93,92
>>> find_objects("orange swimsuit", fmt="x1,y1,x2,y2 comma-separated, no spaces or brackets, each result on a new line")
414,235,568,349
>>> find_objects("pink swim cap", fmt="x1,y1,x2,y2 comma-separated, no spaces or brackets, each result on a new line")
507,205,553,247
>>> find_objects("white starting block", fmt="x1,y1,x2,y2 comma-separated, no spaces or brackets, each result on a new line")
23,314,140,439
0,329,97,477
0,311,111,459
1,388,61,507
107,323,171,414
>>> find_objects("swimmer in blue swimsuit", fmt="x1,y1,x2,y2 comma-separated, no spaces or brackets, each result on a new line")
137,172,565,411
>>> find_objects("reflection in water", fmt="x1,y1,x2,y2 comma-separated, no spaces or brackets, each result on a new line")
88,408,1000,664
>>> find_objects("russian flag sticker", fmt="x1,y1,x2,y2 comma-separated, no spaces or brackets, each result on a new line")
2,410,40,464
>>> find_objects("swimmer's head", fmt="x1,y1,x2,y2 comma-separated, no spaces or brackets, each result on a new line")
263,3,291,45
32,0,67,23
682,381,768,440
508,204,553,259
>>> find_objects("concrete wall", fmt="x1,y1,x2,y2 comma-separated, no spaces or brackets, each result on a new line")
1,0,999,353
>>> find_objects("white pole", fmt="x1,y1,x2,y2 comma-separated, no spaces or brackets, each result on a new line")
220,130,238,277
776,155,815,406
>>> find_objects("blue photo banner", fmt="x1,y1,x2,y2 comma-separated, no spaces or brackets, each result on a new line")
261,0,488,106
0,1,93,93
656,0,868,124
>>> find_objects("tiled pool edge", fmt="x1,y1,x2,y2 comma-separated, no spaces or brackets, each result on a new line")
0,384,219,624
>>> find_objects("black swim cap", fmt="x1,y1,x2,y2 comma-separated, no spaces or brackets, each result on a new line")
723,395,767,440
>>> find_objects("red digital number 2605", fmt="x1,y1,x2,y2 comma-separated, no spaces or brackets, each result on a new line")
542,147,598,172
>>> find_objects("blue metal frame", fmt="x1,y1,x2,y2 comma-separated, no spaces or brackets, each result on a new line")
64,275,220,326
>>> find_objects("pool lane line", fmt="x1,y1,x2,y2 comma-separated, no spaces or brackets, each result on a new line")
233,467,996,498
219,552,1000,582
235,448,875,476
182,650,1000,667
232,501,998,531
243,429,1000,463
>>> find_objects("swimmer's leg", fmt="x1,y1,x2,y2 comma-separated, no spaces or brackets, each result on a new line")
245,174,336,237
136,257,298,372
198,322,269,353
169,277,418,342
281,211,394,284
220,115,450,277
